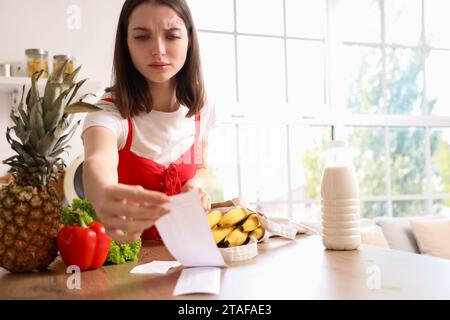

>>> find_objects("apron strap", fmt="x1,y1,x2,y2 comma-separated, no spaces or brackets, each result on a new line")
192,113,201,165
195,113,201,141
124,117,133,151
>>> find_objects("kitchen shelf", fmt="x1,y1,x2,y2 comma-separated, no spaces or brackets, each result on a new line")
0,76,103,102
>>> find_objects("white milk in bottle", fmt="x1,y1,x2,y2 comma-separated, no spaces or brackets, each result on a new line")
320,140,361,250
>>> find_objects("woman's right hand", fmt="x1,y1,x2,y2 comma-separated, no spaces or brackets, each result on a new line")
95,184,171,244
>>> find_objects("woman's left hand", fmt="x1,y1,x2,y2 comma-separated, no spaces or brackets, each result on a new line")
181,179,211,213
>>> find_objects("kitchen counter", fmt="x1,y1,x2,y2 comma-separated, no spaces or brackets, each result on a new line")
1,234,450,300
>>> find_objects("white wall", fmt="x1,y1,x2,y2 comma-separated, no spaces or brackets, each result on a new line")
0,0,125,175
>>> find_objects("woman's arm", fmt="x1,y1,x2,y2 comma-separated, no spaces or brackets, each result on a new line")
82,127,119,208
82,127,171,243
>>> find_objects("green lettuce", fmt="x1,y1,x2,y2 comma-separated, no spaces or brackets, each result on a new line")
62,198,97,226
106,238,142,265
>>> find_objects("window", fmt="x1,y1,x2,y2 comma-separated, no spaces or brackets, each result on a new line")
188,0,450,220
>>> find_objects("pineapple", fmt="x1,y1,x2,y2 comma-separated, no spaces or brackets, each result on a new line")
0,60,100,272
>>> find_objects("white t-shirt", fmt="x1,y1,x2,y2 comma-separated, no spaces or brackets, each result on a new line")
82,93,217,166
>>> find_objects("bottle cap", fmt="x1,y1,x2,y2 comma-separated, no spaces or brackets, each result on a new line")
53,54,73,61
25,48,48,57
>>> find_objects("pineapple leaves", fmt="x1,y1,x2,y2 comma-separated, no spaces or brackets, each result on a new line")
17,85,29,128
77,93,97,102
65,101,101,114
26,70,43,107
9,107,32,145
6,128,33,162
36,130,57,156
9,110,19,126
28,98,45,148
14,122,32,145
42,82,68,117
52,120,81,154
59,114,74,132
65,78,88,107
22,74,40,149
24,71,46,147
54,114,72,135
42,60,73,121
5,60,100,187
8,86,32,145
48,148,69,159
3,158,27,173
48,58,71,84
43,84,75,132
63,65,82,85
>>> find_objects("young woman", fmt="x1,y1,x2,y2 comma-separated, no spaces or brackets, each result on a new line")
82,0,216,244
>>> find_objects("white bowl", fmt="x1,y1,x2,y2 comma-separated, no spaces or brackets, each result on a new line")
63,154,85,204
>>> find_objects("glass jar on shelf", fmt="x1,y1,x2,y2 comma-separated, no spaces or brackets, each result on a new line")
25,48,49,78
53,54,75,74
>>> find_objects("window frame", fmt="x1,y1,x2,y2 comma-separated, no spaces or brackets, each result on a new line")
195,0,450,218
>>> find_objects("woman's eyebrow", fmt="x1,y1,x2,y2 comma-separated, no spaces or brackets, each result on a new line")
164,27,181,31
131,27,149,31
131,27,181,32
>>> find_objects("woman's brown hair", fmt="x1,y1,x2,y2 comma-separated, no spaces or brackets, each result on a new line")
107,0,205,118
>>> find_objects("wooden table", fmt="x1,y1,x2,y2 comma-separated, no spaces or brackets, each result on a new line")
1,235,450,299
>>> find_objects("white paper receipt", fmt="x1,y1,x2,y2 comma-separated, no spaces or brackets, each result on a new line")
130,261,181,274
156,191,227,267
173,267,221,296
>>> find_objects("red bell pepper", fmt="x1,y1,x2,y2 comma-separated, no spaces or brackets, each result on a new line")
57,220,110,271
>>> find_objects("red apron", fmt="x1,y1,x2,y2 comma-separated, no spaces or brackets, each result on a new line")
116,110,201,240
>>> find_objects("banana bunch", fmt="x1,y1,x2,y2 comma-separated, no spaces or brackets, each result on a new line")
207,207,265,248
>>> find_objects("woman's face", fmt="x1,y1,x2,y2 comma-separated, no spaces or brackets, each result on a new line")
127,4,189,85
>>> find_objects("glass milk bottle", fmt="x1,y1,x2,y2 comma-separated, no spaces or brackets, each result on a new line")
320,140,361,250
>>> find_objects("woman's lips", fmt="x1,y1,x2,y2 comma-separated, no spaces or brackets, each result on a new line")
149,63,170,69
